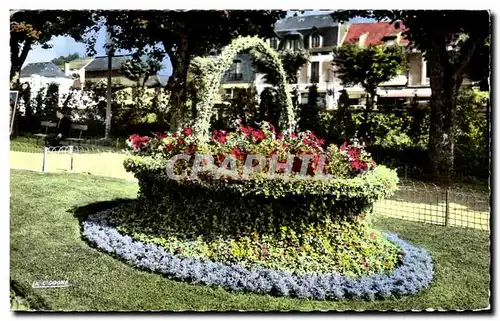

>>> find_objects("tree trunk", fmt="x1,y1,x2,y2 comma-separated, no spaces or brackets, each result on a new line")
361,90,375,141
165,34,190,130
427,69,460,185
105,53,113,138
427,38,477,185
10,37,32,89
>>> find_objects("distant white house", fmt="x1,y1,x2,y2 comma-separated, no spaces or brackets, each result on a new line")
19,61,74,107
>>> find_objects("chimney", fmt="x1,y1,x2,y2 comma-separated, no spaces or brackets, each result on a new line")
64,63,70,76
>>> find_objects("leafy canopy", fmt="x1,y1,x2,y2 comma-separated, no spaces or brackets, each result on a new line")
332,44,406,95
120,58,163,87
51,53,81,67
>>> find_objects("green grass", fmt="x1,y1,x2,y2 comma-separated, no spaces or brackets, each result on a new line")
10,169,491,311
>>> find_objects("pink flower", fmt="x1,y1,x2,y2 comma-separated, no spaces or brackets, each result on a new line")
182,127,193,136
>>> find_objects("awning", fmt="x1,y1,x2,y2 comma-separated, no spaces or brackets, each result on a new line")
220,83,251,89
345,87,432,98
377,87,432,98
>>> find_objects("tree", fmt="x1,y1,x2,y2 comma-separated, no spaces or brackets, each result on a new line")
331,44,406,139
332,10,491,184
101,10,286,129
51,53,81,67
298,84,322,134
10,10,96,87
120,57,162,88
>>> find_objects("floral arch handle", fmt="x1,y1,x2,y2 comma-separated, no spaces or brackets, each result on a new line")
190,36,296,142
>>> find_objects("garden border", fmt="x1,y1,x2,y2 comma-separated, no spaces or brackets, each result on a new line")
82,210,434,301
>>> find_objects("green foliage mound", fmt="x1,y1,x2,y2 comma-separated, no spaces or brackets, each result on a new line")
108,204,402,277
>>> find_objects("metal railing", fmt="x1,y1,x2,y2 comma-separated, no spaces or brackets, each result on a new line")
226,73,243,81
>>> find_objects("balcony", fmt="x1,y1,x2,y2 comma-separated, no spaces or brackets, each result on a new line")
226,73,243,81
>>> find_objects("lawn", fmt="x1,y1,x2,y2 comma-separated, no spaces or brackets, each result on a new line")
10,169,491,311
10,140,135,181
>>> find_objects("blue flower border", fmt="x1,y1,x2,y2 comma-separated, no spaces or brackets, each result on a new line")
82,212,434,300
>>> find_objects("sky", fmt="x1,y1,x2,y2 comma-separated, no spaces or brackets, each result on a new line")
24,10,374,77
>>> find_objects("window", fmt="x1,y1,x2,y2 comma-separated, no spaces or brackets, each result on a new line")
348,98,360,106
234,60,241,74
270,38,279,50
310,62,319,83
311,34,321,48
228,60,243,81
286,39,300,50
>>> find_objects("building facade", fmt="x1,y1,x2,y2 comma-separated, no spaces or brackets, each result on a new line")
220,14,433,110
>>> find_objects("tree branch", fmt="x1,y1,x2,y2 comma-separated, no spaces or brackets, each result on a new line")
455,37,478,77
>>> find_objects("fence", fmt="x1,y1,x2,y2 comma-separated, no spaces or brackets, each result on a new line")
10,142,135,181
9,141,490,231
374,182,490,231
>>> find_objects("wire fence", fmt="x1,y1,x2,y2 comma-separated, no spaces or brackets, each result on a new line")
9,142,135,181
374,182,490,231
9,141,490,231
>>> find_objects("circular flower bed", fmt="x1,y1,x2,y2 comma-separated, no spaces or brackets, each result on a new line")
82,210,434,300
79,120,435,299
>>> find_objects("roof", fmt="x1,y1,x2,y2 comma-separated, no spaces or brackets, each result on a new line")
274,13,338,32
66,57,94,70
20,62,70,78
84,54,133,72
144,74,169,87
342,22,409,46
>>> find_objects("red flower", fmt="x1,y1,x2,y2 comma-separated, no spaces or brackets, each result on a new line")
154,132,168,140
350,159,368,172
211,130,227,144
182,127,193,136
347,147,361,160
269,124,276,133
177,138,185,146
340,142,349,151
184,144,196,155
165,143,173,151
129,134,150,151
251,129,266,142
230,147,246,161
240,125,253,137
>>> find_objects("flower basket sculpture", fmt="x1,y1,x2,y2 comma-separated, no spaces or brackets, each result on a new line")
83,36,433,300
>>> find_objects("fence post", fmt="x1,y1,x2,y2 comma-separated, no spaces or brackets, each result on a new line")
445,188,450,227
42,147,48,172
69,145,74,171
